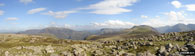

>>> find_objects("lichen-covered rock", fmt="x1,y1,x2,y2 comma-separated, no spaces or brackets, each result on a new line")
156,46,168,56
145,42,153,46
50,53,59,56
137,51,155,56
123,53,135,56
0,31,194,56
165,43,173,52
45,45,55,53
93,50,103,55
186,44,195,51
5,51,9,56
60,51,73,56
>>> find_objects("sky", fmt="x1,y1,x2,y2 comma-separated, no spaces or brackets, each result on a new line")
0,0,195,32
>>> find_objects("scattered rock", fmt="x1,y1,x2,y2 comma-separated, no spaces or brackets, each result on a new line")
165,43,173,52
60,51,73,56
46,45,55,53
186,44,195,51
5,51,9,56
137,51,155,56
145,42,153,46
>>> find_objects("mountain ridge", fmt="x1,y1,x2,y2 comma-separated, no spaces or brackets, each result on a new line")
156,23,195,33
86,25,160,40
17,27,92,40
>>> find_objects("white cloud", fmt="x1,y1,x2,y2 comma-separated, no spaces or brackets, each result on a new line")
42,10,77,19
142,19,168,27
83,0,137,15
0,10,4,16
59,20,135,30
92,20,135,28
91,8,131,15
164,11,185,21
19,0,33,4
186,4,195,11
143,18,195,27
6,17,19,21
0,3,5,6
171,1,182,8
171,1,195,11
142,11,195,27
28,8,46,14
64,24,72,28
141,15,148,18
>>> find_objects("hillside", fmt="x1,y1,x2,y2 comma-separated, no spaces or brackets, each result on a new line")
17,27,91,40
0,30,194,56
86,25,160,40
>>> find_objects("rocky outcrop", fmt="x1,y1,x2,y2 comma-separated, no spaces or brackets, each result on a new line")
0,31,195,56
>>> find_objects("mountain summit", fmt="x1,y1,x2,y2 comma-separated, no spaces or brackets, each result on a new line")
86,25,159,40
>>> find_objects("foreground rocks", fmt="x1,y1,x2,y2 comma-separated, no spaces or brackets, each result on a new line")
0,31,194,56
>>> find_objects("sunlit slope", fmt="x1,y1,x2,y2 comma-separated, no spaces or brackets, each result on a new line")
86,25,160,40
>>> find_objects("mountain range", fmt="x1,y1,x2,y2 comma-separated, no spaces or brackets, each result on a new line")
86,25,160,40
156,23,195,33
17,27,127,40
17,23,195,40
17,27,91,40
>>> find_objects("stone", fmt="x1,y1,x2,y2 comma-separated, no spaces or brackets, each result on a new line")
60,51,73,56
180,47,188,51
145,42,153,46
50,53,59,56
94,50,103,55
73,47,87,56
123,53,135,56
111,49,118,55
165,43,173,52
186,44,195,51
5,51,9,56
45,45,55,53
170,52,182,56
145,51,155,56
156,46,168,56
137,51,155,56
118,50,125,55
159,46,166,53
133,45,137,49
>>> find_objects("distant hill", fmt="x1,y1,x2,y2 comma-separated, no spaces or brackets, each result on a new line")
156,23,195,33
18,23,195,40
85,28,126,40
86,25,159,40
17,27,91,40
127,25,159,36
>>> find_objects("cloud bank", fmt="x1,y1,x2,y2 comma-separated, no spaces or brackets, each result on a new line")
19,0,33,4
28,8,46,14
0,10,4,16
42,10,77,19
82,0,137,15
6,17,19,21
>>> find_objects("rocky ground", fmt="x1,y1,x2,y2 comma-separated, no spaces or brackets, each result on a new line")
0,31,194,56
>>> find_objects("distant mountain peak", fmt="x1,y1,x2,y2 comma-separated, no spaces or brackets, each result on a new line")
131,25,154,29
86,25,159,40
156,23,195,33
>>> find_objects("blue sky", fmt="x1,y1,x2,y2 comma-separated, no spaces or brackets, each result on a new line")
0,0,195,32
